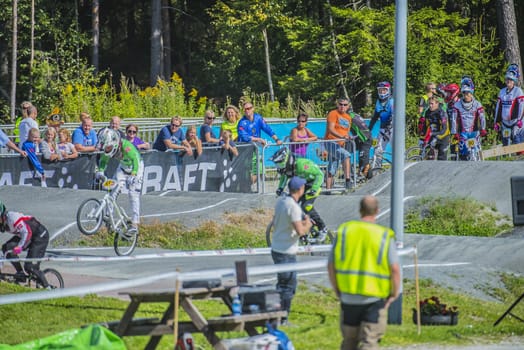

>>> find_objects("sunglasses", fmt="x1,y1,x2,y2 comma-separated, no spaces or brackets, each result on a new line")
206,116,216,120
298,120,307,123
127,130,137,134
244,106,253,111
171,124,181,128
339,103,349,106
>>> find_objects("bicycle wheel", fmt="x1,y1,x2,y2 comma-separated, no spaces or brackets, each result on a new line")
76,198,104,235
114,230,138,256
405,146,422,161
41,268,64,289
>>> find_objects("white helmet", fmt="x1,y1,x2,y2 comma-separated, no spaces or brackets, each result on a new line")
98,128,120,157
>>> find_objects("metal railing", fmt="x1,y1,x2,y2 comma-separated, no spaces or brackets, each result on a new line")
259,138,357,194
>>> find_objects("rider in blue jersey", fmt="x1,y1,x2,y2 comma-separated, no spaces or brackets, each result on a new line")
369,81,394,167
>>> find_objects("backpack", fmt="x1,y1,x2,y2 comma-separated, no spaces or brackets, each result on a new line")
266,322,295,350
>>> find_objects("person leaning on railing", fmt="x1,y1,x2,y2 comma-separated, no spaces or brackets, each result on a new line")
289,112,318,158
0,128,27,157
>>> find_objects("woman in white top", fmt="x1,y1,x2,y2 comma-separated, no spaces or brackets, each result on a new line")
18,105,39,147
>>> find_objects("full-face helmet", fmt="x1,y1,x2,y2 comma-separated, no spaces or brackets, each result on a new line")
98,128,121,157
377,81,392,100
436,83,447,99
443,83,460,103
270,147,292,174
460,76,475,94
505,63,520,83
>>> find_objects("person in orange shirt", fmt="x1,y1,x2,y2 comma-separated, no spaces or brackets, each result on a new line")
324,98,353,190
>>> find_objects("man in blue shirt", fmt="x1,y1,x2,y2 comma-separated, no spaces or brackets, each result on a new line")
152,116,193,155
72,115,98,153
238,102,282,186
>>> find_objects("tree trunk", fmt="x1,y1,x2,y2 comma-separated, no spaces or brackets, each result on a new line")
497,0,522,84
92,0,99,73
29,0,34,100
10,0,18,122
262,28,275,102
150,0,162,86
326,0,348,100
162,0,172,80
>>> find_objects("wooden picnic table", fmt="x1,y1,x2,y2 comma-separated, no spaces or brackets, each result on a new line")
106,286,287,350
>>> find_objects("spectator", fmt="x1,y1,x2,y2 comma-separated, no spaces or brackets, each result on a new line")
238,102,282,186
0,128,27,157
327,195,400,350
18,104,39,148
40,127,60,162
200,110,220,145
152,116,193,155
494,63,524,146
0,201,51,288
369,81,394,168
349,108,372,178
125,123,150,150
186,125,203,158
13,101,33,144
21,128,45,184
418,96,450,160
418,82,436,115
219,129,238,158
109,116,126,138
220,105,241,141
324,98,353,190
72,114,98,152
450,76,487,160
270,176,312,325
57,128,78,160
289,112,318,158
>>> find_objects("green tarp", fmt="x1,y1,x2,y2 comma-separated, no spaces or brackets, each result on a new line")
0,324,126,350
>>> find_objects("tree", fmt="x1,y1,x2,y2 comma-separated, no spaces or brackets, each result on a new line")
496,0,522,84
92,0,99,73
150,0,162,86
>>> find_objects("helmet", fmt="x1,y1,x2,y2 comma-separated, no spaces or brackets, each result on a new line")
98,128,121,157
505,63,520,82
443,83,460,103
436,83,447,98
270,147,289,171
460,76,475,94
377,81,391,100
0,201,6,217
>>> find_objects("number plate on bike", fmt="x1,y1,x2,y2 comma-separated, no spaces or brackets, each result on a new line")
102,179,117,190
503,128,511,138
466,138,476,148
372,138,378,147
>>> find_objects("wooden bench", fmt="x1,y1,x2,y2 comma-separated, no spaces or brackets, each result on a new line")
105,287,287,350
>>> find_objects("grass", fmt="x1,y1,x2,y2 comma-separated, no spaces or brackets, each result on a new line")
1,277,524,349
405,196,513,236
2,200,522,348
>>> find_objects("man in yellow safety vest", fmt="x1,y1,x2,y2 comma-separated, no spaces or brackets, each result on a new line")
327,195,400,350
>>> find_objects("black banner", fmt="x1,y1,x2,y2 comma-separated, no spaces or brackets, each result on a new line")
0,144,254,193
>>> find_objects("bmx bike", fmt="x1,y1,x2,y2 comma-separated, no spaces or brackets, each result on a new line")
76,178,138,256
0,265,64,289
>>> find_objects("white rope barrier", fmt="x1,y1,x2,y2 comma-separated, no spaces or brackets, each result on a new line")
0,247,418,305
0,245,417,264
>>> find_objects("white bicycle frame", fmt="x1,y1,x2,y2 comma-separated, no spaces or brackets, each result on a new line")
95,180,131,235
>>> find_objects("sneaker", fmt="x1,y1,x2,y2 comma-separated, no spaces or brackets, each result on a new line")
14,271,27,283
317,228,328,243
124,226,138,239
345,180,355,190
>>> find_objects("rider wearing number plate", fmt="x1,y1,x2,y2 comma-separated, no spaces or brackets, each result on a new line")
96,128,144,234
450,76,487,160
369,81,394,168
417,96,450,160
494,64,524,146
0,201,49,287
270,147,328,241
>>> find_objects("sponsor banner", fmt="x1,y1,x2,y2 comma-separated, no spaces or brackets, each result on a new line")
0,144,254,193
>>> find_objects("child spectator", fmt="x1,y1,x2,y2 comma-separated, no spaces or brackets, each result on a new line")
21,128,46,185
186,125,202,158
57,128,78,160
40,127,60,162
219,129,238,158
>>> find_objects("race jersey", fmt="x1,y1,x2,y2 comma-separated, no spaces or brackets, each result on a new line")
370,97,394,130
4,212,45,249
99,139,141,175
494,86,524,127
350,113,371,142
420,107,450,140
451,98,486,134
277,158,324,193
237,113,276,142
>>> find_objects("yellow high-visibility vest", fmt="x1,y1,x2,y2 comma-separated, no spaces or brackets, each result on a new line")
333,221,394,298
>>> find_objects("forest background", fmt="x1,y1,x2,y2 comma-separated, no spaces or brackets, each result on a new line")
0,0,523,135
